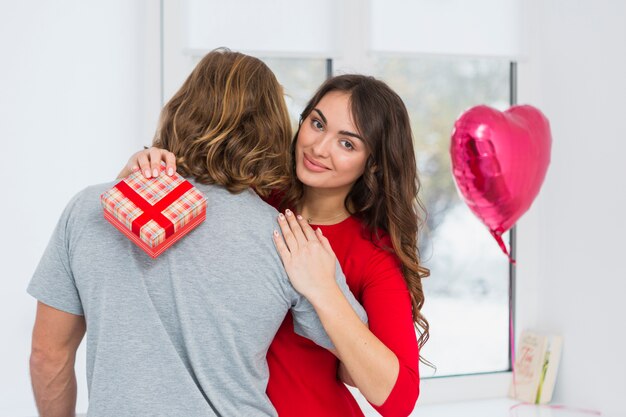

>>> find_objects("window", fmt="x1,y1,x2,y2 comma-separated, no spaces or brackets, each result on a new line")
191,51,515,379
171,0,522,406
372,56,513,377
260,53,516,380
259,58,330,126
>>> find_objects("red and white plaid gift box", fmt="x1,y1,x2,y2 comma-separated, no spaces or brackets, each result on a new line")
101,166,207,258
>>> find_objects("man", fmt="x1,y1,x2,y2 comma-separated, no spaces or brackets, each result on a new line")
28,49,365,417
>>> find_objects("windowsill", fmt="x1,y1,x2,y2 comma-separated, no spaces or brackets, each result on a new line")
357,396,596,417
415,399,604,417
413,398,518,417
349,372,518,416
419,371,512,404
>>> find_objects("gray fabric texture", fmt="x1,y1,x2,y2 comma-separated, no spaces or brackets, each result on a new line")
28,180,367,417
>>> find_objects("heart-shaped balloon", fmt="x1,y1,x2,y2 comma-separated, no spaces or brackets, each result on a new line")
450,105,552,262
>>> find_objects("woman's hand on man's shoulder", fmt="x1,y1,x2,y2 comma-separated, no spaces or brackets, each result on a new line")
116,147,177,179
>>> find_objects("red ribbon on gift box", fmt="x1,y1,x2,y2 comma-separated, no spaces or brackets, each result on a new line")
114,180,193,239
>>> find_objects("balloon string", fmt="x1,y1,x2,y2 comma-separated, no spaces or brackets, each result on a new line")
491,230,516,264
510,297,517,398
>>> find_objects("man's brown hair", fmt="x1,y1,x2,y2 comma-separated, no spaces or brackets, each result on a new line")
154,48,292,197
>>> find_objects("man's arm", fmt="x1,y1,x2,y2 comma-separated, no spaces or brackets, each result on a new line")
30,301,86,417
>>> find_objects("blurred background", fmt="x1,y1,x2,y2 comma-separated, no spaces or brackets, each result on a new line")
1,1,624,416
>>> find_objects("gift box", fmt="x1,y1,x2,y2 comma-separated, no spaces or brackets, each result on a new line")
101,166,207,258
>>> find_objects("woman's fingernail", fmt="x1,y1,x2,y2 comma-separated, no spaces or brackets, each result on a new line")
273,230,279,236
167,167,174,176
131,166,140,172
153,169,159,177
278,213,285,220
144,170,151,178
285,209,292,216
296,215,303,220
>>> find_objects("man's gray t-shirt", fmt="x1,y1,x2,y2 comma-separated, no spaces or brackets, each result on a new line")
28,180,366,417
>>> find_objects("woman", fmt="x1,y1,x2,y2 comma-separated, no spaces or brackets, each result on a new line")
122,75,429,416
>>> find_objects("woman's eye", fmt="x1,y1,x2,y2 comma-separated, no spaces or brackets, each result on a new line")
312,119,324,130
340,140,354,150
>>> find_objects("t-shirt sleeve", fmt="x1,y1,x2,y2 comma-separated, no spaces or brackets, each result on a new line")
362,247,420,417
27,192,84,316
290,261,368,351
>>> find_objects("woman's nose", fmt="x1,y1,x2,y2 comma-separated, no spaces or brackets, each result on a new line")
311,135,331,157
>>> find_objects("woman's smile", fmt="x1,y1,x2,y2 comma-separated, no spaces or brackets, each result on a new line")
302,153,330,172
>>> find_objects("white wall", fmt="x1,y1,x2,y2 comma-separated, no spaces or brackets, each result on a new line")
370,0,522,57
517,1,626,416
0,1,161,415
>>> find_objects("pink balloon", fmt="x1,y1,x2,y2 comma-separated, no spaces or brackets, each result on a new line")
450,105,552,262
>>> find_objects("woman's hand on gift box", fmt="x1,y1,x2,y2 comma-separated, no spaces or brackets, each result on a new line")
116,147,177,179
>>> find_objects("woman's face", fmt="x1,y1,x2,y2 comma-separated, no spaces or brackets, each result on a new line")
295,91,369,195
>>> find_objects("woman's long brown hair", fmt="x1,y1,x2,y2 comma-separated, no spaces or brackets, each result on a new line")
154,48,292,197
283,75,431,356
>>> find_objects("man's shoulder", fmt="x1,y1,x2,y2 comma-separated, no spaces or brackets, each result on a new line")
196,183,279,221
81,180,120,200
43,181,118,245
64,180,119,216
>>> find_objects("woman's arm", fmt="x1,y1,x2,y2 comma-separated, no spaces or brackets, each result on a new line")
273,210,419,414
116,147,177,179
310,282,400,406
338,362,356,386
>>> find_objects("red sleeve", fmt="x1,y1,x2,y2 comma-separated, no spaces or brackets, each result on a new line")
361,245,420,417
261,189,284,210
